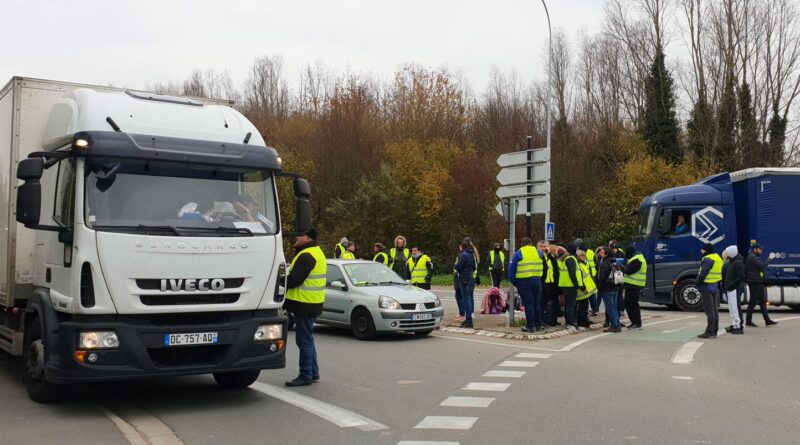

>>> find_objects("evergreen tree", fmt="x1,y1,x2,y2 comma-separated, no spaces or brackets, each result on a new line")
737,82,760,167
715,72,738,171
687,97,714,161
767,108,787,166
641,50,681,163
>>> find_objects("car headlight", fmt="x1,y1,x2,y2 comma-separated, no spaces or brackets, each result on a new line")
379,296,402,310
433,297,442,307
79,331,119,349
254,324,283,341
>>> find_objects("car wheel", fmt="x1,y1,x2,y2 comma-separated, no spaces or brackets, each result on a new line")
213,370,261,389
350,308,376,341
23,317,62,403
414,330,433,336
674,279,703,312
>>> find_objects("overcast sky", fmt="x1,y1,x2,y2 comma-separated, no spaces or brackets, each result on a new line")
1,0,604,94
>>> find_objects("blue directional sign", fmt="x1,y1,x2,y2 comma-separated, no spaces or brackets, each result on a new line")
546,222,555,241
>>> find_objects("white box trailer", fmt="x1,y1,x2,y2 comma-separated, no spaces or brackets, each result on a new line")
0,76,311,402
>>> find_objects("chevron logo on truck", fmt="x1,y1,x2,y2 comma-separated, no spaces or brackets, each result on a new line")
692,206,725,245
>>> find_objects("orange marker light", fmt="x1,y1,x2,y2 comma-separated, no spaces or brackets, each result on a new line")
74,350,87,363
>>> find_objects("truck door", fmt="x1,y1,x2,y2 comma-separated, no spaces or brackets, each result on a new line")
42,158,77,309
652,207,703,292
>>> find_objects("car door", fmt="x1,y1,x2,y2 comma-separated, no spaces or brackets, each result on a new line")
322,265,350,323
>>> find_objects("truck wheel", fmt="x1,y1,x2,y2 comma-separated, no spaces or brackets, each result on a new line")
23,317,62,403
674,280,703,312
414,330,433,336
213,370,261,389
351,308,376,340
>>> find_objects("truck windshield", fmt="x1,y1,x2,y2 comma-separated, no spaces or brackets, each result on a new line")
637,205,657,238
85,159,278,236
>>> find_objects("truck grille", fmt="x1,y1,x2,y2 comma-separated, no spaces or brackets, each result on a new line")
148,345,229,367
140,294,240,306
135,278,244,290
400,303,437,310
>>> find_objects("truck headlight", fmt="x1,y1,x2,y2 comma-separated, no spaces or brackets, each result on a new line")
254,324,283,341
379,296,401,310
79,331,119,349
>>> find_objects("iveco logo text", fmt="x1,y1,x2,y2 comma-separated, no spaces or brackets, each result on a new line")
160,278,225,292
135,241,249,250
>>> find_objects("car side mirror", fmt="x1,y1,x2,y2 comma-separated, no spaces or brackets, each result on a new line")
16,158,45,225
330,280,346,290
659,208,673,235
294,178,312,233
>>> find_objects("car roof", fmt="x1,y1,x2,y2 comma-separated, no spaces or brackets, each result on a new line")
326,259,378,266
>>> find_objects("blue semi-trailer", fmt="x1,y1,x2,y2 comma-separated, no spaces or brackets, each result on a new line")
631,168,800,311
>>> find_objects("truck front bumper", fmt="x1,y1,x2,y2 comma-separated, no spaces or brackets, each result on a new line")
45,310,286,384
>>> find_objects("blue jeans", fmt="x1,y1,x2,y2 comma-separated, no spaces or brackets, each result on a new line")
454,278,464,316
294,314,319,379
460,281,475,323
601,291,620,330
517,278,543,329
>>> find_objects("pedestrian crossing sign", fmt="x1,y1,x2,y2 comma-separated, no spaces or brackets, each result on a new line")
546,222,555,241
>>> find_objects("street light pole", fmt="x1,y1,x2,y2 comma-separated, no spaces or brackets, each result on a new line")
541,0,552,239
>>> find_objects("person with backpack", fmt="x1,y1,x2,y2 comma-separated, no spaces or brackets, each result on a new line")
597,247,622,332
487,243,506,288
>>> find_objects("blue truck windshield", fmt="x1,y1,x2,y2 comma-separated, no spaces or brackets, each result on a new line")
84,159,278,236
637,205,657,238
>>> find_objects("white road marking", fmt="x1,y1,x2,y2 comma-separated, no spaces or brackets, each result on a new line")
774,316,800,322
99,403,184,445
661,327,687,334
559,315,701,352
94,405,149,445
250,382,388,431
441,396,495,408
514,352,553,359
498,360,540,368
671,341,705,364
414,416,479,430
430,334,562,352
462,382,511,392
672,376,694,380
398,442,460,445
483,370,526,378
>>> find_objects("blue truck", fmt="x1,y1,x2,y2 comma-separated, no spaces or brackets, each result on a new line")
631,168,800,311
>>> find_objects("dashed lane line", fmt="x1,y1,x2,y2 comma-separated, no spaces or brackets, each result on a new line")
440,396,495,408
462,382,511,392
514,352,553,359
398,442,460,445
414,416,479,430
94,404,149,445
483,370,526,378
672,376,694,380
250,382,388,431
98,403,184,445
671,341,705,364
430,334,562,352
498,360,540,368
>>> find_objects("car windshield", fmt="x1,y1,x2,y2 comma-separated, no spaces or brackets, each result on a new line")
637,205,658,238
343,263,406,286
84,158,278,236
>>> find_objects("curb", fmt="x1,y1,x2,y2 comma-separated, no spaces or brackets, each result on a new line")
439,315,657,342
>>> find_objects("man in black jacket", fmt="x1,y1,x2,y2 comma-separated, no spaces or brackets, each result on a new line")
745,244,778,327
722,246,745,334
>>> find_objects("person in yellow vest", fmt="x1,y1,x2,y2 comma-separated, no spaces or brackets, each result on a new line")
487,243,506,288
558,243,584,329
283,227,326,387
697,243,724,339
576,238,599,316
372,243,389,265
341,242,356,260
510,237,545,332
621,246,647,330
542,243,561,327
333,237,348,259
577,249,597,328
407,246,433,290
390,235,410,279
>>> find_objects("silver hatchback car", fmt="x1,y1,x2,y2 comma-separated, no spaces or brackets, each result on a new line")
316,260,444,340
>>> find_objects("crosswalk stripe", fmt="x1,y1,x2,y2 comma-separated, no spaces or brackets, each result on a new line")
483,370,526,378
414,416,479,430
462,382,511,391
515,352,553,359
398,442,460,445
499,360,539,368
441,396,495,408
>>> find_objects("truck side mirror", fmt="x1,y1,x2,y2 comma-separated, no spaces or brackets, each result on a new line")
659,209,672,235
16,158,44,226
294,178,312,233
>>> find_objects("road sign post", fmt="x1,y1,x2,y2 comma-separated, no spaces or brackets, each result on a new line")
546,222,555,241
503,197,518,327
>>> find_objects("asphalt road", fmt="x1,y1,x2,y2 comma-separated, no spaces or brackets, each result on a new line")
1,298,798,445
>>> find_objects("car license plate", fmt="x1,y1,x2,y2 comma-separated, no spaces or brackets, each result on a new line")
164,332,219,346
412,313,433,321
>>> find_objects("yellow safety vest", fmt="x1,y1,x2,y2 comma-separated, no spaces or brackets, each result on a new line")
341,251,355,260
286,246,327,304
390,247,410,268
623,253,648,288
407,255,432,284
373,251,388,265
577,262,597,301
701,253,724,284
515,245,543,279
558,256,583,288
334,243,345,258
586,249,597,276
544,255,555,284
489,250,505,271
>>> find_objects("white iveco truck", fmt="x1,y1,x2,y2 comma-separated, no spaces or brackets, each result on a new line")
0,77,312,402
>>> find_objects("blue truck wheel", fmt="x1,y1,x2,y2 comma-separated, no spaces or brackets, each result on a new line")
674,279,703,312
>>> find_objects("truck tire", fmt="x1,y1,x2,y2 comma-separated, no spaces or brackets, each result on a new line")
351,308,376,340
674,279,703,312
23,317,62,403
213,370,261,389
